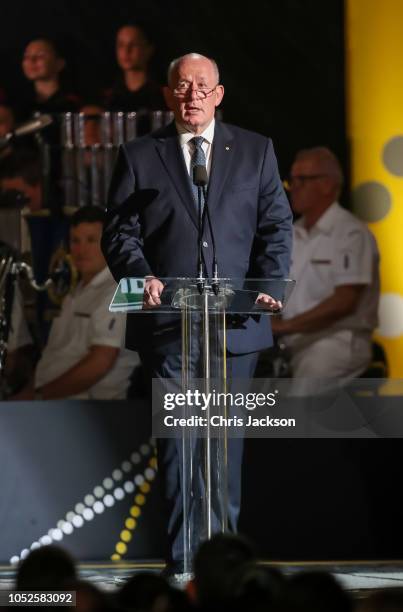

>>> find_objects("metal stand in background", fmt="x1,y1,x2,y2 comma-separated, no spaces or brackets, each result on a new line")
0,251,52,398
0,203,76,397
60,111,174,208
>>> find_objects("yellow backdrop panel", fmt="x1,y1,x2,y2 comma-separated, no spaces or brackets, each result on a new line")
346,0,403,376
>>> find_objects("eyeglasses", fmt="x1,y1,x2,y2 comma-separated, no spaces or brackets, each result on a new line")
283,174,328,190
172,85,217,100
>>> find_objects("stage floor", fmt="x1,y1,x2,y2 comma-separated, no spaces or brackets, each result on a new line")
1,560,403,595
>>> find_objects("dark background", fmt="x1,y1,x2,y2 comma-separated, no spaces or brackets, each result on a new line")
0,0,346,177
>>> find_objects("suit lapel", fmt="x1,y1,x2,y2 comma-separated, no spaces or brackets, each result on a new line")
207,121,235,215
153,123,199,228
153,120,235,227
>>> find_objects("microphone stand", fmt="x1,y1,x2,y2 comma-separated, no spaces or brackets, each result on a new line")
202,186,219,295
193,164,220,295
196,183,205,295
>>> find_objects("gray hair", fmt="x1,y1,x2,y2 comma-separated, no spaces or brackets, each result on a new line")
295,146,344,196
167,53,220,87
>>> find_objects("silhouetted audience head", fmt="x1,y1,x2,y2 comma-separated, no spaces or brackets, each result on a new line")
118,572,190,612
9,540,368,612
192,533,255,609
277,570,352,612
73,580,111,612
16,544,77,591
357,588,403,612
227,562,284,612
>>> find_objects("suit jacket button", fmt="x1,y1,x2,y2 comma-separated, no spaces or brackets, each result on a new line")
203,241,208,248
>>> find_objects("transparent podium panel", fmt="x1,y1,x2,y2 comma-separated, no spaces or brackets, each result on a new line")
110,277,295,314
110,277,294,572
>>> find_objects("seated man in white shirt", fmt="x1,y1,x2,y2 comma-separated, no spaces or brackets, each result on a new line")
14,206,138,400
272,147,380,388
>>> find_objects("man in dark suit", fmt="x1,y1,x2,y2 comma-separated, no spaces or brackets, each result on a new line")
102,53,293,576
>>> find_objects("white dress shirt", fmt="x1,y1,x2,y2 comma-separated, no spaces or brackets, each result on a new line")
283,201,380,386
35,267,139,399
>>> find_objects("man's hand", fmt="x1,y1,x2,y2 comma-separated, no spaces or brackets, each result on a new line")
143,277,164,308
255,293,283,312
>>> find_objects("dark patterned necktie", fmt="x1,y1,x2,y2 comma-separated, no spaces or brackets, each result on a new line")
190,136,207,208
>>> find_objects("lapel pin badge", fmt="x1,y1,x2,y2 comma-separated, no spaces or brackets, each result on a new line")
225,145,230,151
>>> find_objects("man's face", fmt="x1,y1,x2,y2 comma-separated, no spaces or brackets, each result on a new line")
70,222,106,282
0,177,42,212
116,26,152,72
22,40,64,82
164,57,224,134
289,157,328,216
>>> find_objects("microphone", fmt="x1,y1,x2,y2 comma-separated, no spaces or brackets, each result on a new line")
193,165,220,295
0,115,53,148
193,164,208,188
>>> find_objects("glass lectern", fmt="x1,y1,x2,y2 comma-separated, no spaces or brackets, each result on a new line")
110,277,295,573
